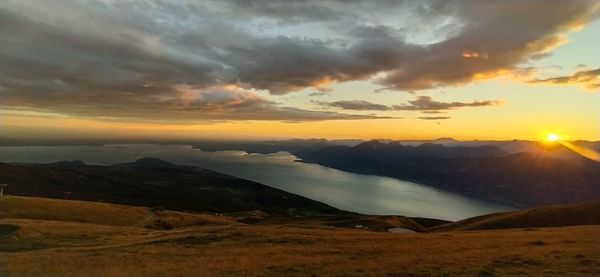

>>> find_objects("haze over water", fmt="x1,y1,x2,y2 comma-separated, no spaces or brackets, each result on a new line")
0,144,513,220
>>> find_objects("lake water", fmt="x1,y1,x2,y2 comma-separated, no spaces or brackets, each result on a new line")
0,144,514,220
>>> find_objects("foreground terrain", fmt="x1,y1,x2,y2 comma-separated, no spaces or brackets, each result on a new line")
1,196,599,277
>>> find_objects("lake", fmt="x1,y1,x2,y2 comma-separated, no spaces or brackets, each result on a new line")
0,144,514,220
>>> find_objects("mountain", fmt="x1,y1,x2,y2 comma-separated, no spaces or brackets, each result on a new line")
297,141,600,207
345,140,506,159
193,138,600,164
0,158,341,216
193,139,334,154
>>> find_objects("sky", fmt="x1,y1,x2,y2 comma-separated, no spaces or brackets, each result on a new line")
1,0,599,141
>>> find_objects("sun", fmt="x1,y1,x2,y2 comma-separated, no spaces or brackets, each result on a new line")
547,133,560,142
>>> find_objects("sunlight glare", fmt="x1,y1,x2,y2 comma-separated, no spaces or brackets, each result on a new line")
547,133,560,142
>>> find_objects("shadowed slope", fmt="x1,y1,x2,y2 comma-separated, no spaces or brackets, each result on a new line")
0,158,341,216
298,141,600,207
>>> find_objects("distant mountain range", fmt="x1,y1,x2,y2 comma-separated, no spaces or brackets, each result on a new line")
194,138,600,163
0,158,342,216
2,138,599,210
296,140,600,207
191,138,600,207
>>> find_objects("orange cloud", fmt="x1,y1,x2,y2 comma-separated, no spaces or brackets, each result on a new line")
528,68,600,91
462,51,488,59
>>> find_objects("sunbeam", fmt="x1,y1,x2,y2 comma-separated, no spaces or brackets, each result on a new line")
559,141,600,162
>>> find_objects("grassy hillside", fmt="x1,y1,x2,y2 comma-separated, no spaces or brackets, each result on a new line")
242,214,427,232
1,217,598,276
431,202,600,232
1,196,599,276
0,196,426,232
0,196,237,229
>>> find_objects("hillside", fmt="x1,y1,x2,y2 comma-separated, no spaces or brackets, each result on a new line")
0,158,341,216
0,196,237,230
430,201,600,232
0,195,431,232
1,196,598,276
297,140,600,207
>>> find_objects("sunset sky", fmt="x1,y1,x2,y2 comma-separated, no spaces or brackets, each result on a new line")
1,0,599,141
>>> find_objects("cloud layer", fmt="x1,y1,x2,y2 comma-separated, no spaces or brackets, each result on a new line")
317,96,503,113
392,96,502,112
0,0,598,121
314,100,390,111
417,116,451,120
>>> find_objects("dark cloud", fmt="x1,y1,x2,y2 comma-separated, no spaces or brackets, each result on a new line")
315,100,390,111
2,83,388,122
528,68,600,90
0,0,597,122
377,1,600,90
392,96,502,112
316,96,502,113
417,116,451,120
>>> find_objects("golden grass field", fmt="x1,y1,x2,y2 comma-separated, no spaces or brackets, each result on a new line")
1,196,599,277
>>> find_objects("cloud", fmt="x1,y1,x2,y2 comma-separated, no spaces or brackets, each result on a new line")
0,0,597,122
420,110,447,114
316,96,502,113
417,116,451,120
392,96,503,112
315,100,390,111
376,2,600,91
1,83,388,122
308,91,331,97
528,68,600,90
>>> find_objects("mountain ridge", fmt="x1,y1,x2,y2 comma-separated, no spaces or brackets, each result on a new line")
0,158,342,216
296,142,600,207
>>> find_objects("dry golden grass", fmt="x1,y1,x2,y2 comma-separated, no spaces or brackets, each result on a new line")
0,196,237,229
1,196,599,277
431,202,600,232
1,219,599,277
246,214,425,232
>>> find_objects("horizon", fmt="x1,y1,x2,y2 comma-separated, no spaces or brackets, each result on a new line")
1,1,599,141
2,135,600,145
